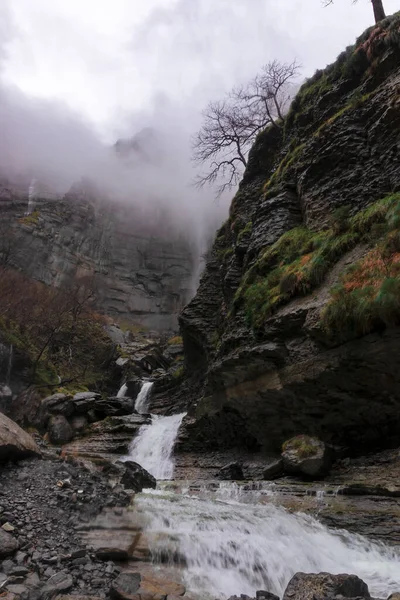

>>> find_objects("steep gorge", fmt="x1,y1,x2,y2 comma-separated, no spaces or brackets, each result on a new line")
178,14,400,455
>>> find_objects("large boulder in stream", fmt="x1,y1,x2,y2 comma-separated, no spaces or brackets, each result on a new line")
104,460,156,492
217,462,244,480
282,572,370,600
0,412,40,462
282,435,332,479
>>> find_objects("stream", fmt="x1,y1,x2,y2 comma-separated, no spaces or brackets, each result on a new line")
122,382,400,599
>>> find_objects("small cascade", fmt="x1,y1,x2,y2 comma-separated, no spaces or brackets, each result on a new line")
6,344,12,385
117,383,128,398
134,381,153,414
125,412,186,480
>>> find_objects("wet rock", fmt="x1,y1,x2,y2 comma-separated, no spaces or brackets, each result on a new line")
118,460,156,492
109,572,141,599
282,436,332,479
256,591,279,600
263,459,283,480
388,594,400,600
0,384,12,413
217,462,244,481
41,394,74,421
140,573,185,597
48,415,74,445
282,572,370,600
0,412,40,462
94,397,133,418
70,415,89,433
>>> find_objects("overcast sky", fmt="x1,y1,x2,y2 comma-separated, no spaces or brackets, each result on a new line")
2,0,399,140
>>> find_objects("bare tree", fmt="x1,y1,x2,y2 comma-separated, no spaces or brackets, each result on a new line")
323,0,386,23
193,60,300,196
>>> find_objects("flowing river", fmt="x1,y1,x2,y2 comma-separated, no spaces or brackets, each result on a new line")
123,382,400,599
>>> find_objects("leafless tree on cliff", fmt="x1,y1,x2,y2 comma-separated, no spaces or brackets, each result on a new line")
323,0,386,23
192,60,300,196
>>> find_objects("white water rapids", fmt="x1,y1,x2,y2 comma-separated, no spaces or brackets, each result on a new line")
134,381,153,414
136,485,400,599
122,386,400,600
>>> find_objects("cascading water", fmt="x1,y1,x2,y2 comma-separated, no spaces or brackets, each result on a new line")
136,485,400,599
26,178,37,215
117,383,128,398
134,381,153,414
126,412,186,480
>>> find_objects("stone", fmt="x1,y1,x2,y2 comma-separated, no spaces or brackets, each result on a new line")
217,462,244,481
94,397,133,418
282,572,370,600
263,459,283,480
140,573,185,597
2,522,15,532
0,412,40,462
70,415,88,433
117,460,156,492
41,571,74,595
388,595,400,600
282,435,332,478
2,559,15,573
256,592,279,600
72,391,100,401
0,528,19,558
41,394,74,421
109,572,141,599
47,415,74,445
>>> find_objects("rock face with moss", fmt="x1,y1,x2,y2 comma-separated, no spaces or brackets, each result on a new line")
178,14,400,455
0,184,195,331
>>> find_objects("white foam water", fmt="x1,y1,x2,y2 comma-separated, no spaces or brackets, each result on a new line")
136,486,400,600
126,412,186,480
116,383,128,398
134,381,153,414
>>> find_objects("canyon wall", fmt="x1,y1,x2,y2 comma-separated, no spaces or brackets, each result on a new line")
177,14,400,454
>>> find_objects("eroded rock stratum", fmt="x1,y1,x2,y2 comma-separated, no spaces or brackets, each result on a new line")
178,14,400,454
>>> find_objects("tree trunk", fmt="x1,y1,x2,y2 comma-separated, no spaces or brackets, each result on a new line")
372,0,386,23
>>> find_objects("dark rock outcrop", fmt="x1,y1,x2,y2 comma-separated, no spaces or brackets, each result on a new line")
217,462,244,480
0,413,41,462
104,460,156,493
177,16,400,457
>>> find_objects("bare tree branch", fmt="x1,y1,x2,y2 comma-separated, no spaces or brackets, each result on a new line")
192,60,300,196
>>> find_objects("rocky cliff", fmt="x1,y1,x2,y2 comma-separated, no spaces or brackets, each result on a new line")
0,182,195,331
178,14,400,454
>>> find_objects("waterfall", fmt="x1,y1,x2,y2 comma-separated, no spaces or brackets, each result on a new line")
136,485,400,600
134,381,153,414
26,178,37,215
125,412,186,480
117,383,128,398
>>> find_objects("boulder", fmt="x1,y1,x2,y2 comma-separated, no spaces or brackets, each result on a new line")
109,572,141,599
282,435,332,478
73,392,101,401
39,393,74,427
41,571,74,596
0,528,19,558
94,396,133,418
217,462,244,481
263,459,283,480
70,415,88,433
282,572,370,600
47,415,74,445
105,460,157,492
0,412,40,462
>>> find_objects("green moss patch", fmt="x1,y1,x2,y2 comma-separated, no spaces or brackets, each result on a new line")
234,193,400,331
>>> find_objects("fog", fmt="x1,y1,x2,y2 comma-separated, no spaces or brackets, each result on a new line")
1,0,398,253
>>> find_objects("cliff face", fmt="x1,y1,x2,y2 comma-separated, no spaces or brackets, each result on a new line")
0,185,195,331
178,14,400,454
